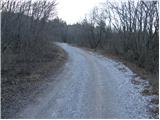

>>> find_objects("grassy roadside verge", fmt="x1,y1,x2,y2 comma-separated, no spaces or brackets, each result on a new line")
1,43,67,118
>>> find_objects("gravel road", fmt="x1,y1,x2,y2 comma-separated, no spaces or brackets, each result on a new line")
16,43,157,119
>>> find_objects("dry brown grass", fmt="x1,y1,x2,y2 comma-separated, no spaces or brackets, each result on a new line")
1,43,67,118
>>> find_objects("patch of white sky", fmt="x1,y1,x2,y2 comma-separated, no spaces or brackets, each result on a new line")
56,0,105,24
30,0,141,24
56,0,137,24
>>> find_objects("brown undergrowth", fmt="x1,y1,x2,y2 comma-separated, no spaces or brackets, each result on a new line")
1,43,67,118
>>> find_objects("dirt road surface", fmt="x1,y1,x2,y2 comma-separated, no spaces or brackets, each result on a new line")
16,43,158,119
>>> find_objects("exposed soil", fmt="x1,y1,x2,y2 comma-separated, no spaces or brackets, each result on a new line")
1,43,67,118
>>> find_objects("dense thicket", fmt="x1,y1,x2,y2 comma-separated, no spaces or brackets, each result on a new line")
1,0,60,55
1,0,68,72
66,0,159,74
1,0,53,60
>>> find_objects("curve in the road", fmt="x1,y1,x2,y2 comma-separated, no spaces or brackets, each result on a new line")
17,43,154,119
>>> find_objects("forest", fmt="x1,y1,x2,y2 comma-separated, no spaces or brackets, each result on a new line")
68,1,159,74
1,0,159,74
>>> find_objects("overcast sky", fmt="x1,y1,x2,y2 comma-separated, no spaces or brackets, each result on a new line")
56,0,105,24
